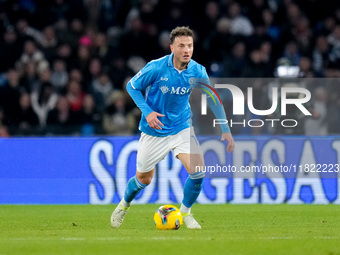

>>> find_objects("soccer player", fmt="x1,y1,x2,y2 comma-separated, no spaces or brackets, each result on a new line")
111,26,235,229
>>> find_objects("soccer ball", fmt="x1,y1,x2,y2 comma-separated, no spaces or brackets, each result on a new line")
154,205,183,230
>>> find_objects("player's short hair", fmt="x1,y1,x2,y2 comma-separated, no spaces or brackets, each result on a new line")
170,26,193,44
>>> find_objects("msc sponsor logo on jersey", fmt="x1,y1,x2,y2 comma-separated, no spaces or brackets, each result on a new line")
159,85,191,95
171,87,191,95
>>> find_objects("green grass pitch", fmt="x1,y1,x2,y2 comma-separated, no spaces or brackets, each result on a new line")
0,204,340,255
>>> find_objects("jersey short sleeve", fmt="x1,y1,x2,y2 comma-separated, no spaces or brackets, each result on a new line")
130,61,158,91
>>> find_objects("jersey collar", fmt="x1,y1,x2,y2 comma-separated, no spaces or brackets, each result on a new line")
168,53,193,70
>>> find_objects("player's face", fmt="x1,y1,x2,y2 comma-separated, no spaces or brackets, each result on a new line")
170,36,194,69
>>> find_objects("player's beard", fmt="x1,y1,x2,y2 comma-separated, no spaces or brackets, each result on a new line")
181,55,191,65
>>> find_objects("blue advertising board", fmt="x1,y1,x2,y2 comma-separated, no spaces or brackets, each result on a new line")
0,136,340,204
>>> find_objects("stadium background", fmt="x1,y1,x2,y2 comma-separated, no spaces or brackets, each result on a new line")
1,0,340,205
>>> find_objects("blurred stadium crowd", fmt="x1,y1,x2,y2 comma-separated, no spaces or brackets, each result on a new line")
1,0,340,137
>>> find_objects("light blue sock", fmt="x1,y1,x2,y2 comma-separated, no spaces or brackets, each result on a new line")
124,176,148,203
182,171,205,208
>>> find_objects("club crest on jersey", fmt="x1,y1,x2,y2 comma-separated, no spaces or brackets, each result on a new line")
160,85,169,94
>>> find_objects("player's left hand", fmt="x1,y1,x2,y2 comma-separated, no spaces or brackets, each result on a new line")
221,132,235,153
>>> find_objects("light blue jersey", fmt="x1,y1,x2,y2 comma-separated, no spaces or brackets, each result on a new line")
126,53,229,137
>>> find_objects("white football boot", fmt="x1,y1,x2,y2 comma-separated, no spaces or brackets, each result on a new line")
182,213,202,229
110,202,129,228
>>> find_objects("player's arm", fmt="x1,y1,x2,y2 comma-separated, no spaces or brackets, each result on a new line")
126,63,164,130
204,88,235,152
198,74,235,152
126,85,164,130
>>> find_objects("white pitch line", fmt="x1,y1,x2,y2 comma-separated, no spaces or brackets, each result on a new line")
95,237,130,241
151,237,185,240
61,237,85,241
4,236,339,241
317,236,338,239
261,236,339,240
262,237,294,240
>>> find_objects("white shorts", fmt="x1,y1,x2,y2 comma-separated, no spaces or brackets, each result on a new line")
136,127,203,173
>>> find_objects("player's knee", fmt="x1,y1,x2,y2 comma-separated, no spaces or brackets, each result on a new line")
189,156,205,173
192,164,205,174
136,173,153,185
138,176,152,185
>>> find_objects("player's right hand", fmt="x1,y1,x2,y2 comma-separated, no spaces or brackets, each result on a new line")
146,112,165,130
